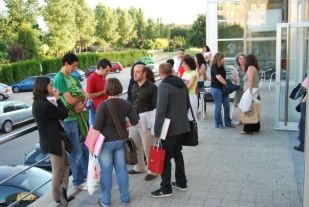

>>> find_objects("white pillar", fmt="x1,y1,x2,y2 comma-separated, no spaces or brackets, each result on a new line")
206,0,218,54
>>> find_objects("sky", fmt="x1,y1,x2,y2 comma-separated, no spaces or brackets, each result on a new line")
0,0,206,25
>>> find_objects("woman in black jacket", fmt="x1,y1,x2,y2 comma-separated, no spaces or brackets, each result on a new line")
32,76,70,206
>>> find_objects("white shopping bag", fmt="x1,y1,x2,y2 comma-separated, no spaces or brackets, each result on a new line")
239,88,258,112
87,154,101,195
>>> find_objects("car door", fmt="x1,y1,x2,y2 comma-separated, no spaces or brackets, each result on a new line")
22,77,35,91
14,103,32,123
2,104,18,124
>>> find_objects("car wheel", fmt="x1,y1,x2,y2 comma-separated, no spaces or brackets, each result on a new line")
13,87,20,93
116,69,120,73
2,120,13,133
0,94,4,101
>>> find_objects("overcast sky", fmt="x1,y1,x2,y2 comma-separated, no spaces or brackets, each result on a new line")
0,0,206,25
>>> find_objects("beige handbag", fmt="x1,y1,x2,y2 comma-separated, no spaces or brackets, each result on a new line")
240,101,261,124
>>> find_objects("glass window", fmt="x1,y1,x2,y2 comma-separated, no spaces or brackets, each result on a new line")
15,103,28,110
218,40,244,58
218,1,244,20
218,21,244,39
246,40,276,71
3,104,16,113
247,0,288,38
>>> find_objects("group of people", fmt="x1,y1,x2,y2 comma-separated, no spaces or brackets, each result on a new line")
32,52,192,207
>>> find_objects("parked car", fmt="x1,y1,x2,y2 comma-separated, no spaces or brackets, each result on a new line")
84,66,97,77
71,69,86,81
11,76,38,93
0,165,51,207
44,73,56,80
110,62,123,73
146,64,159,75
24,143,51,172
135,56,154,65
0,101,34,133
0,83,12,101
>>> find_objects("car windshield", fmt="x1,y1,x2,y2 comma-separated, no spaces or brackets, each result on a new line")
0,83,8,87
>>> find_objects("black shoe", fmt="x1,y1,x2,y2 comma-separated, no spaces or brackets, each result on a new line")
294,145,304,152
171,182,187,191
128,169,144,174
144,174,157,181
150,189,172,198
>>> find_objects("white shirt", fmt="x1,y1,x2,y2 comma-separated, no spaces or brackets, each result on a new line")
173,56,182,73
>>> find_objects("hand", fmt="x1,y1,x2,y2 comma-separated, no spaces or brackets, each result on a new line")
74,102,84,113
53,89,60,100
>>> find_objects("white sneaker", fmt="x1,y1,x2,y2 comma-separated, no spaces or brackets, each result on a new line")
74,182,87,191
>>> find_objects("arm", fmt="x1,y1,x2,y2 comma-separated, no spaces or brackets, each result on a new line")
46,100,68,120
152,85,158,108
86,76,106,100
127,104,139,126
247,66,255,93
186,75,197,90
86,91,106,99
198,64,206,76
154,85,169,137
215,75,227,85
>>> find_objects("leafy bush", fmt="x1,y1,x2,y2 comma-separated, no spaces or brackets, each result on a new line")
41,58,62,74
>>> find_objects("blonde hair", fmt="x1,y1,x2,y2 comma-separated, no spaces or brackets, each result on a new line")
212,52,224,67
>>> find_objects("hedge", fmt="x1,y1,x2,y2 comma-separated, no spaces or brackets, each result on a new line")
0,50,149,84
1,60,41,84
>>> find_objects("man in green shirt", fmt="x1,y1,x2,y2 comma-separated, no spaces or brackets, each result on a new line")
53,53,88,190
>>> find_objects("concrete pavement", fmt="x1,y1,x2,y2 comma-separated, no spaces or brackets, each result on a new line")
30,82,304,207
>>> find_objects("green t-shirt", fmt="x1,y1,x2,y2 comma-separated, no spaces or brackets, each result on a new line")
53,72,82,122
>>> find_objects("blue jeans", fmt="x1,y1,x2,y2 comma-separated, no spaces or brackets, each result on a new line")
86,99,95,127
98,140,129,206
63,120,89,187
210,87,232,127
298,102,306,147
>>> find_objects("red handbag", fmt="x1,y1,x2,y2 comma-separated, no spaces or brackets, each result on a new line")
148,140,166,175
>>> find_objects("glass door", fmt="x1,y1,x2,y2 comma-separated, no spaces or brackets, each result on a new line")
275,23,309,130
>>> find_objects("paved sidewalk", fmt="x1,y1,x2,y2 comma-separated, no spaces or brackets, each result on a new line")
31,83,304,207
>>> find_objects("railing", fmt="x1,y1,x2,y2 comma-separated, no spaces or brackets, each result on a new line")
0,76,161,207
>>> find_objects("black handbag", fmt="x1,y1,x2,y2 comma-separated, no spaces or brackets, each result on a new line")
60,132,71,153
182,97,199,146
106,100,138,165
290,83,306,100
296,103,301,112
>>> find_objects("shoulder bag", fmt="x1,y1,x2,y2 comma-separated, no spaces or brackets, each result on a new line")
106,100,138,165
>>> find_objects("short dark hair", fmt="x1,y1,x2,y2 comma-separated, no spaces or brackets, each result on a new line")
130,61,146,78
177,48,185,52
166,59,174,67
105,78,123,96
33,76,51,100
245,54,260,72
204,45,210,52
62,53,79,66
183,55,196,70
159,63,173,76
97,58,112,70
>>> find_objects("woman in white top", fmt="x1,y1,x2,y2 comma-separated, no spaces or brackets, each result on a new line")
182,56,199,119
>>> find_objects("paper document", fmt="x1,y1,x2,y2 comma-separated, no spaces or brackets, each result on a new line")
160,118,171,140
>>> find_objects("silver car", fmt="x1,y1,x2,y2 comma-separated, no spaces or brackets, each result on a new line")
0,101,33,133
0,83,12,101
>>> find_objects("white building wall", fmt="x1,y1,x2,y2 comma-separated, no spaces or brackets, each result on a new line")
206,0,218,54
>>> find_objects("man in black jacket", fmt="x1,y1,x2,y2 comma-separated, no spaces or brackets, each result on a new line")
150,63,190,198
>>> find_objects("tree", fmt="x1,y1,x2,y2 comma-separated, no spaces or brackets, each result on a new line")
8,43,25,62
44,0,77,56
75,0,96,52
17,23,39,59
128,7,146,47
0,13,15,55
170,27,190,39
95,3,119,48
116,8,136,47
188,14,206,47
145,19,157,40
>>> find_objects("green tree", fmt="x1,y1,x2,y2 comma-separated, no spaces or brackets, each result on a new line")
170,27,190,39
128,7,146,47
95,4,119,48
0,13,15,56
188,14,206,47
145,19,157,39
75,0,96,52
117,8,136,47
17,23,39,59
44,0,77,56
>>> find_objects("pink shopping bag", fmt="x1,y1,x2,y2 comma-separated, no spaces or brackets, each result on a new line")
85,128,105,156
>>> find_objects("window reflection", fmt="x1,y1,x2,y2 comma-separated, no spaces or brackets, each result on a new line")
217,1,244,20
218,21,244,39
218,41,244,57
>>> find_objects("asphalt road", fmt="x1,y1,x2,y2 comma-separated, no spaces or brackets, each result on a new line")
0,52,174,166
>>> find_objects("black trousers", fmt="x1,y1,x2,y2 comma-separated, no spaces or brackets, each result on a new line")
160,134,187,193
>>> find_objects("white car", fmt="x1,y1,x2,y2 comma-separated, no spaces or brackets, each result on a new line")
146,64,159,75
0,101,33,133
0,83,12,101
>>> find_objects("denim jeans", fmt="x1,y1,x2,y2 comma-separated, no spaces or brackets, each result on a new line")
98,140,129,206
86,99,95,127
298,102,306,147
63,120,89,187
210,87,232,127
